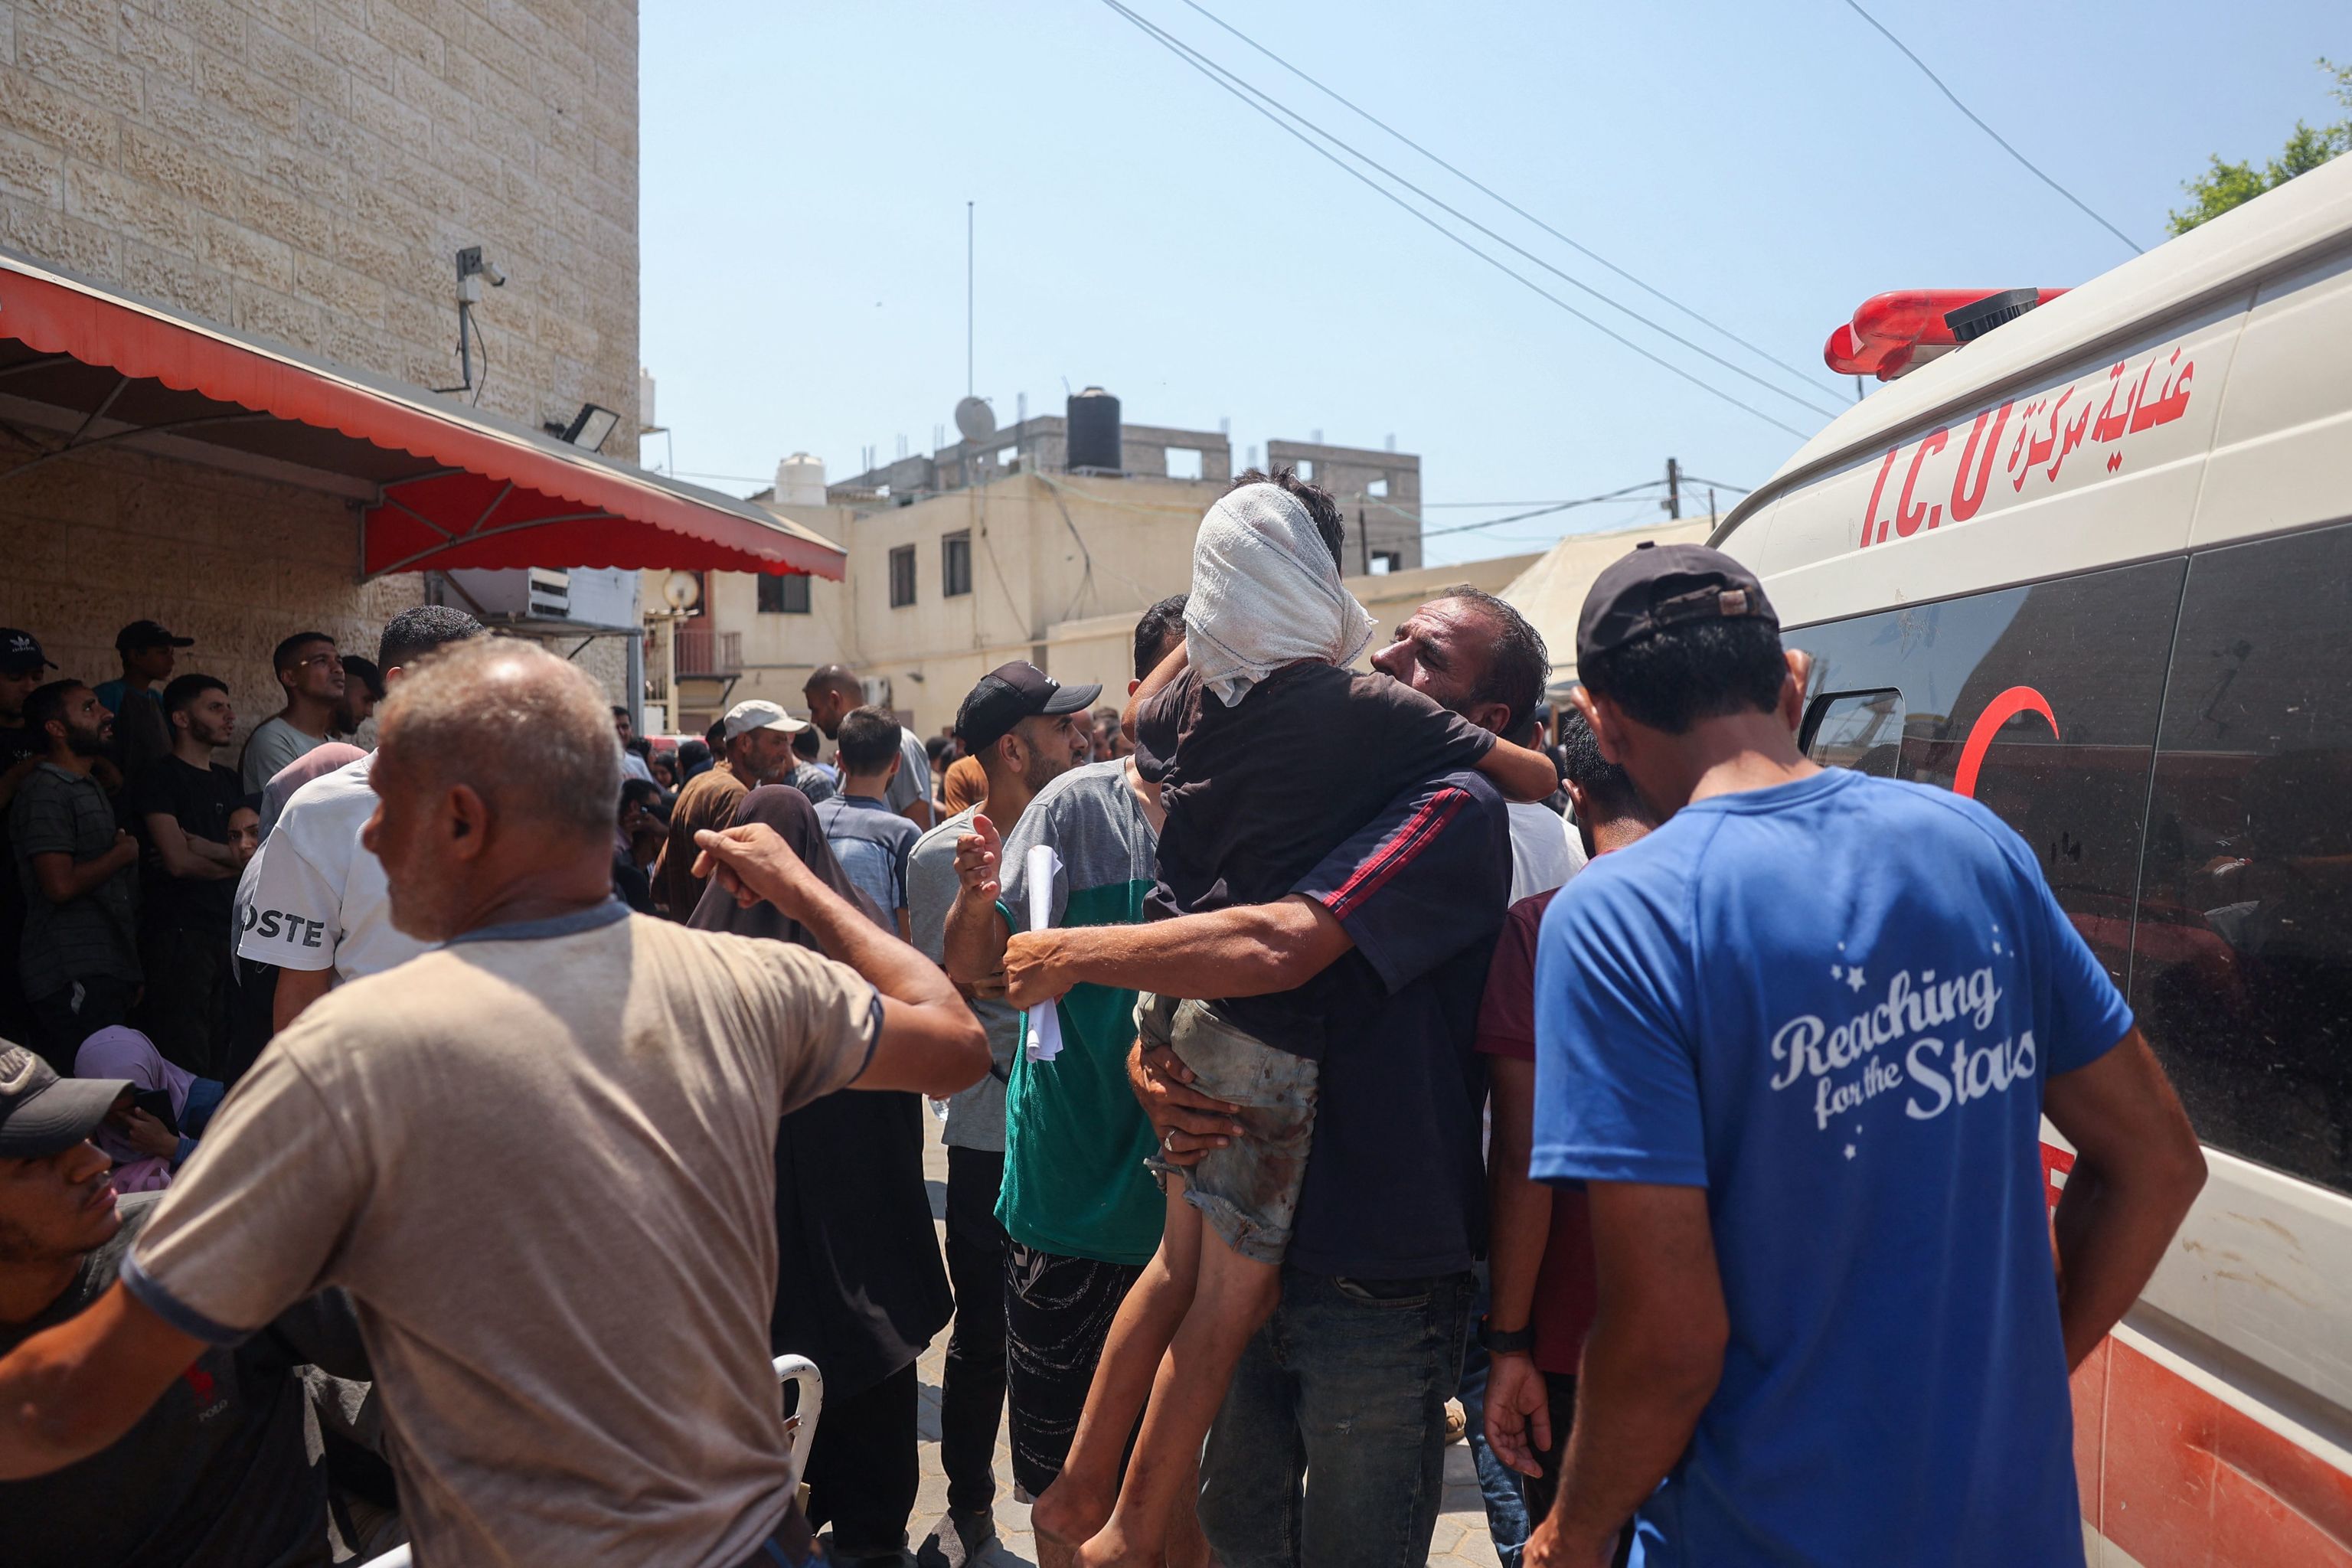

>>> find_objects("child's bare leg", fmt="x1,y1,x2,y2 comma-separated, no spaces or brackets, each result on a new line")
1033,1181,1203,1546
1077,1227,1279,1568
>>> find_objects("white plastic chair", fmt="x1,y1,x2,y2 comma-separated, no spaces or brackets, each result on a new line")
358,1354,825,1568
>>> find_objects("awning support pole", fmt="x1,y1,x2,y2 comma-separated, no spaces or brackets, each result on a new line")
0,410,276,485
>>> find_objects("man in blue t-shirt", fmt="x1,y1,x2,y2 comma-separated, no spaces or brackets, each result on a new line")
815,705,920,940
1514,544,2207,1568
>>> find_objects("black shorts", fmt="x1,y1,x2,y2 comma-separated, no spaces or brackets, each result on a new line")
1002,1241,1144,1499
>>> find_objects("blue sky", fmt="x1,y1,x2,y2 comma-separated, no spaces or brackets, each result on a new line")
640,1,2344,566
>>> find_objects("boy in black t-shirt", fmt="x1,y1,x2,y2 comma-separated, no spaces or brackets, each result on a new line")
121,675,244,1075
1044,475,1556,1566
0,1044,366,1568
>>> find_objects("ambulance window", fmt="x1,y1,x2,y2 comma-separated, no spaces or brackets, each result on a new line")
1803,690,1906,776
2134,519,2352,1196
1786,556,2184,987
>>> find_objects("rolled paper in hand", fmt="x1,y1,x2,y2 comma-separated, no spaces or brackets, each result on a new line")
1024,842,1065,1062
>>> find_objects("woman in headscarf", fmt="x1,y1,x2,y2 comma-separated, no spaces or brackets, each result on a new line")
689,786,952,1568
75,1025,227,1191
224,743,370,1084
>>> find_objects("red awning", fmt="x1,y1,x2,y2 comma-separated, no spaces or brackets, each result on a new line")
0,247,841,580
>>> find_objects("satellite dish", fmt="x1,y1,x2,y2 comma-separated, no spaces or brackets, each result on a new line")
662,570,701,611
954,396,997,443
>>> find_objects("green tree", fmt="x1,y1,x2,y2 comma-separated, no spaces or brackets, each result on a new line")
2169,57,2352,236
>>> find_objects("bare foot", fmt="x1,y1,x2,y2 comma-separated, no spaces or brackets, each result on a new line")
1032,1472,1116,1547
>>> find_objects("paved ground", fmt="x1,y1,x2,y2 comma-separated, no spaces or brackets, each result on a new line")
844,1113,1505,1567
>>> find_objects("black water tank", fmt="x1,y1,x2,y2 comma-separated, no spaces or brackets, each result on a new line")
1067,387,1122,472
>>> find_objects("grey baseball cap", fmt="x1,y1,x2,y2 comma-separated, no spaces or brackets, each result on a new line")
0,1042,129,1158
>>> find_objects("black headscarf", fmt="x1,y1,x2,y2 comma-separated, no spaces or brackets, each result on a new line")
688,787,949,1400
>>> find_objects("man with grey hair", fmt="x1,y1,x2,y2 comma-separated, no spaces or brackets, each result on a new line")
239,605,487,1034
0,637,992,1568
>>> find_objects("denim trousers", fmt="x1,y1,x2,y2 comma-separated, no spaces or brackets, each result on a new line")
1459,1266,1533,1566
1198,1265,1475,1568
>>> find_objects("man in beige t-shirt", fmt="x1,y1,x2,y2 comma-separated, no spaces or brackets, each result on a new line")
0,640,989,1568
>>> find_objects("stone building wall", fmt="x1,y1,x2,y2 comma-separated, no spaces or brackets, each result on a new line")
0,0,641,728
0,446,420,745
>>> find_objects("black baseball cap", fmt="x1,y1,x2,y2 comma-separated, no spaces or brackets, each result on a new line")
1576,543,1778,665
956,662,1101,753
116,619,194,652
0,629,55,676
0,1042,129,1158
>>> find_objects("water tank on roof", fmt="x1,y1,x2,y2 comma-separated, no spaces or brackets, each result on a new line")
1067,387,1121,473
776,453,826,507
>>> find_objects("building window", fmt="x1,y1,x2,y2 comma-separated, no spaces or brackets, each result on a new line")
1367,476,1390,498
1165,446,1203,480
942,531,972,598
889,544,916,608
1370,550,1403,575
1293,458,1315,480
756,573,811,614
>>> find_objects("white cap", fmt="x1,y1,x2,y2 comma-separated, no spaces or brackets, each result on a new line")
722,700,809,740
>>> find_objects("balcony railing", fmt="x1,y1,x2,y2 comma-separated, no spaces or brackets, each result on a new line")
673,625,741,677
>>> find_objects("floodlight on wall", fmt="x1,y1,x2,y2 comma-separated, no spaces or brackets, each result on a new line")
554,403,620,452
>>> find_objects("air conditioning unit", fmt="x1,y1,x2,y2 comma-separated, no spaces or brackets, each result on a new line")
528,568,570,618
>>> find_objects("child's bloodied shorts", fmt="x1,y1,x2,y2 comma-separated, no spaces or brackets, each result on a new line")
1135,991,1318,1266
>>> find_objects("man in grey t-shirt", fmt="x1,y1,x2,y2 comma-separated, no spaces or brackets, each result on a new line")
239,633,343,793
805,664,932,830
904,660,1092,1563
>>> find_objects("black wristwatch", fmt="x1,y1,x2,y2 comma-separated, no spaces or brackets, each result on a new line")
1478,1316,1535,1356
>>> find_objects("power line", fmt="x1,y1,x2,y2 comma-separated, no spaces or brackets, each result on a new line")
1102,1,1837,422
1172,0,1840,402
1096,1,1821,439
1416,480,1670,541
1838,0,2142,255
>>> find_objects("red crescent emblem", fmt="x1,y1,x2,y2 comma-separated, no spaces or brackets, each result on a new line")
1954,685,2059,799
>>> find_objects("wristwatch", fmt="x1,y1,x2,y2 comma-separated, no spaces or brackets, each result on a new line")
1478,1316,1535,1356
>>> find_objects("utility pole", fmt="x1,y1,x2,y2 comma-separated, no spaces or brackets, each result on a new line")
966,201,975,399
1664,456,1682,520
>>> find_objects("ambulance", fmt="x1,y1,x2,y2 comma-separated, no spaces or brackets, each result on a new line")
1713,153,2352,1566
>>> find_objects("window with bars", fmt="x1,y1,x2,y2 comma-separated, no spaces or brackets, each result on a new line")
942,531,972,598
756,573,811,614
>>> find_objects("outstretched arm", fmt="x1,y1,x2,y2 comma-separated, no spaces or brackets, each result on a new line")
1001,893,1353,1010
0,1283,204,1479
695,825,988,1096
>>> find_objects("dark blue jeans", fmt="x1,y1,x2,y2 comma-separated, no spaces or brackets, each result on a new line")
1198,1266,1475,1568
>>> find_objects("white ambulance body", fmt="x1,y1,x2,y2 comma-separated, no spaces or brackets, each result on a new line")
1714,153,2352,1566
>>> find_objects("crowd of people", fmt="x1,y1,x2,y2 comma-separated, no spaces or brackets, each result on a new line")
0,466,2209,1568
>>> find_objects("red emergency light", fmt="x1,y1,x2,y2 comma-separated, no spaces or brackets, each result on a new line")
1824,287,2070,381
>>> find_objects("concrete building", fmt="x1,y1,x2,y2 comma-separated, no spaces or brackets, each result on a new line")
1268,436,1422,575
650,412,1529,740
0,0,661,737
